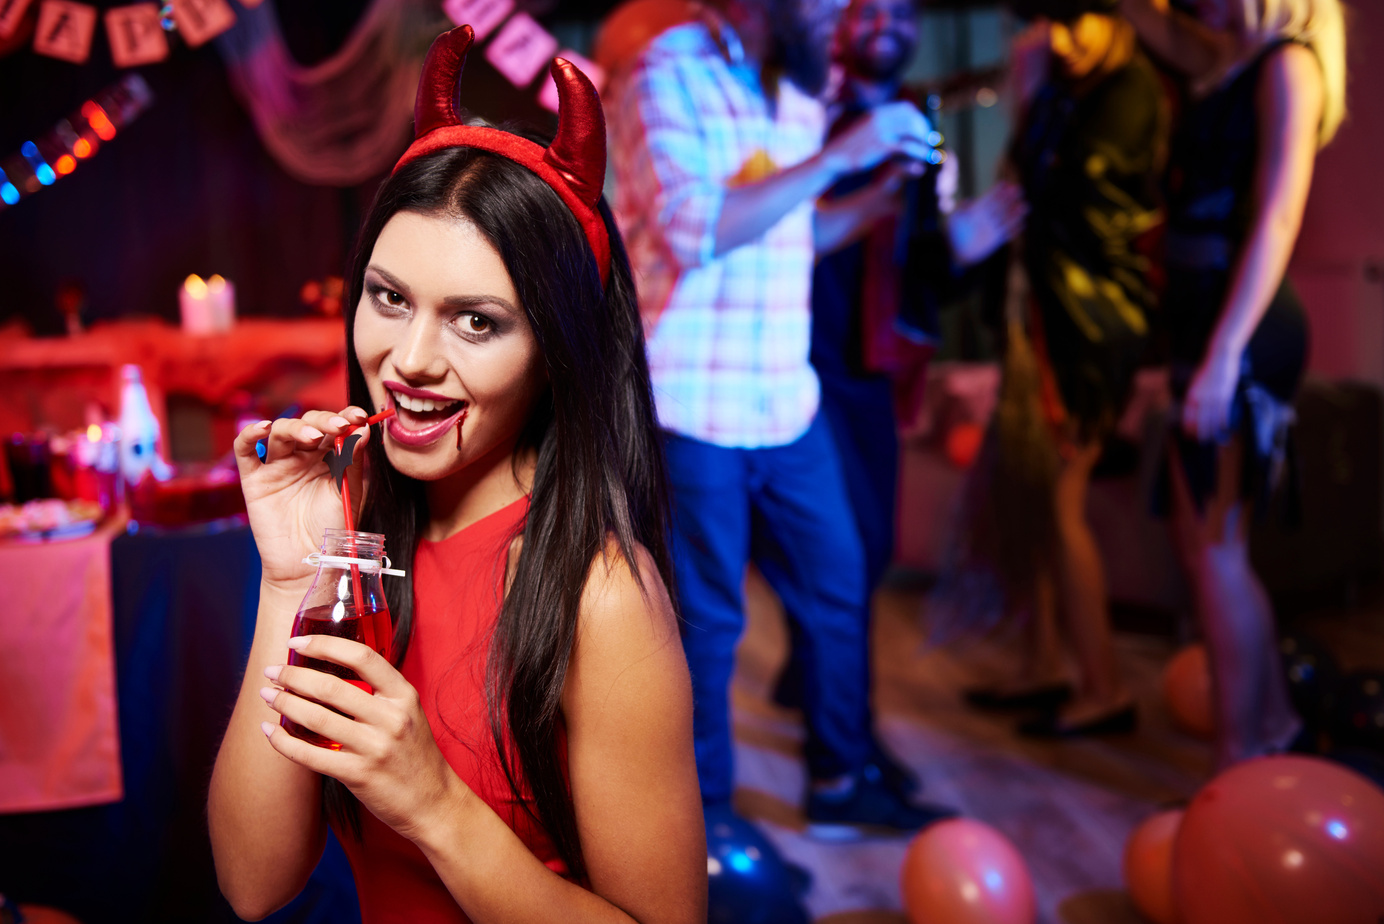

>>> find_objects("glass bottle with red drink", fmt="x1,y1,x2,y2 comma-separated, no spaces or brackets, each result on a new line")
282,528,398,749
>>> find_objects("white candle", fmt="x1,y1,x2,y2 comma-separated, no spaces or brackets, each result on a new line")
180,273,214,334
207,274,236,331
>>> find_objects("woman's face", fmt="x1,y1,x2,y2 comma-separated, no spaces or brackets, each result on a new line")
1048,13,1117,78
354,210,546,484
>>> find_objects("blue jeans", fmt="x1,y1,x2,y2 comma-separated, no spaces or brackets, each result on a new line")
664,415,870,804
772,371,898,729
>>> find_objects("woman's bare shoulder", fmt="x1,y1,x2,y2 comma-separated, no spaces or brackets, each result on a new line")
577,537,679,648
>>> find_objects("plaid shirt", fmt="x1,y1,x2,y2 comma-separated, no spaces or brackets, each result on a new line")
610,19,826,448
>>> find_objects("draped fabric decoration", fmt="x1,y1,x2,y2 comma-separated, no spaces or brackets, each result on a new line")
214,0,448,186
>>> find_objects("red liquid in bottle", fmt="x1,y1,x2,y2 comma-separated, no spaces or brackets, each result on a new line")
280,602,391,749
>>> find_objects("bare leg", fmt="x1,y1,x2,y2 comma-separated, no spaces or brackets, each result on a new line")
1051,440,1131,723
1168,438,1299,768
974,569,1067,698
1024,568,1065,685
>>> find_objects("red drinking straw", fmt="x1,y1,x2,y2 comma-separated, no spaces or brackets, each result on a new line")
336,408,395,654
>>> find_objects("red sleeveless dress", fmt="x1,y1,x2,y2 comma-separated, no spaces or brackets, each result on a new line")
335,496,571,922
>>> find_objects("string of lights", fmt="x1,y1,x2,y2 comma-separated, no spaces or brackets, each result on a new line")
0,73,153,211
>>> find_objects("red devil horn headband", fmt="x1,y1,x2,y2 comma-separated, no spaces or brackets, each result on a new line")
394,25,611,286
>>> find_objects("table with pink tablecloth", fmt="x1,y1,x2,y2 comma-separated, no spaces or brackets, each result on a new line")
0,519,125,814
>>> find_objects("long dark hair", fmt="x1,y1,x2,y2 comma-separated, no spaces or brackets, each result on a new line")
331,141,672,883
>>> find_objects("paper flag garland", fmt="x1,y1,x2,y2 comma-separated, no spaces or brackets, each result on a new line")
442,0,512,41
485,12,558,89
170,0,233,48
0,0,36,39
33,0,97,63
105,3,168,67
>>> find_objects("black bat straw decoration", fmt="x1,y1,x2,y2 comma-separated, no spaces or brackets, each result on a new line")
324,433,362,493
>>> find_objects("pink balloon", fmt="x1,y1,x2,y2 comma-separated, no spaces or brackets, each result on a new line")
1123,809,1182,924
1174,755,1384,924
901,819,1037,924
1162,644,1215,739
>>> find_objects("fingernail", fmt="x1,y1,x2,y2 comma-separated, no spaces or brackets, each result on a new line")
329,416,350,429
286,636,308,650
261,721,275,738
302,427,324,440
259,686,278,705
264,664,282,682
256,420,272,430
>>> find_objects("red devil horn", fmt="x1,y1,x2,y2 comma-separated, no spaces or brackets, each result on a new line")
414,25,475,139
543,58,607,207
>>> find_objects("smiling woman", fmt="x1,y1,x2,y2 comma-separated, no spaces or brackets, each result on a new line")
207,25,706,924
356,214,543,460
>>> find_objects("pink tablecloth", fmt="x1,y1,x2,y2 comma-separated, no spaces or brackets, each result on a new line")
0,519,123,813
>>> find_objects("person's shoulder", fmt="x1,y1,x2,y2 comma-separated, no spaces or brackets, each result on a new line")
577,537,678,650
1258,40,1321,88
636,21,720,73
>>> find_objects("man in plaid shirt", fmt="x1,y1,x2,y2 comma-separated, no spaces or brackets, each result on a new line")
611,0,948,836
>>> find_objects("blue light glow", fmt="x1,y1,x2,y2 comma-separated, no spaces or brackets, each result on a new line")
984,870,1003,890
1327,820,1348,840
1,183,16,205
727,851,753,874
20,141,55,186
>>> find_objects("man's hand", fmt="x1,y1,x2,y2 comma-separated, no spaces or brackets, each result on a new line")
946,180,1028,267
824,101,937,177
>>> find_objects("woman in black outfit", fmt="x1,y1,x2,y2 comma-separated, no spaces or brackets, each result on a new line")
1121,0,1346,767
957,0,1169,737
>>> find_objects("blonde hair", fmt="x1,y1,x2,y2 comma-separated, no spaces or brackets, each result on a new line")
1238,0,1347,145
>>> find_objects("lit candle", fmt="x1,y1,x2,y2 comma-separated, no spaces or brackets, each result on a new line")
206,274,236,331
180,273,213,334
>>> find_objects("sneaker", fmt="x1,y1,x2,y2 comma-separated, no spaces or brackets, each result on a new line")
805,773,957,841
863,740,922,800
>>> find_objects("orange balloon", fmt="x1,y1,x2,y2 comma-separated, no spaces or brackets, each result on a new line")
1123,809,1183,924
1162,644,1215,739
593,0,702,76
901,819,1036,924
1173,755,1384,924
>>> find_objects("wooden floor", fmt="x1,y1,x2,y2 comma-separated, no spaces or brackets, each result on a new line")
728,564,1366,924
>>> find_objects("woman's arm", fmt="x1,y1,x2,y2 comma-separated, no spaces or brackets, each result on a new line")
257,541,705,923
208,408,372,920
208,582,326,921
1181,44,1323,440
1119,0,1234,80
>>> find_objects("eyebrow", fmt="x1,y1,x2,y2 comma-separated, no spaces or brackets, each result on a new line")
365,264,521,317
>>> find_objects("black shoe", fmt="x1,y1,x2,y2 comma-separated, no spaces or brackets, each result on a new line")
783,860,813,899
805,773,957,841
864,740,922,799
1018,703,1137,738
963,682,1073,712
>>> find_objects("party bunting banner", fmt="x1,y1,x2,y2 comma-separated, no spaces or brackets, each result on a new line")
33,0,97,63
0,0,35,38
442,0,512,41
485,12,557,88
170,0,234,48
105,3,168,67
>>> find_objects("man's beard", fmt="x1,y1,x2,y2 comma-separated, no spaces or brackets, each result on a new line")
843,31,912,83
